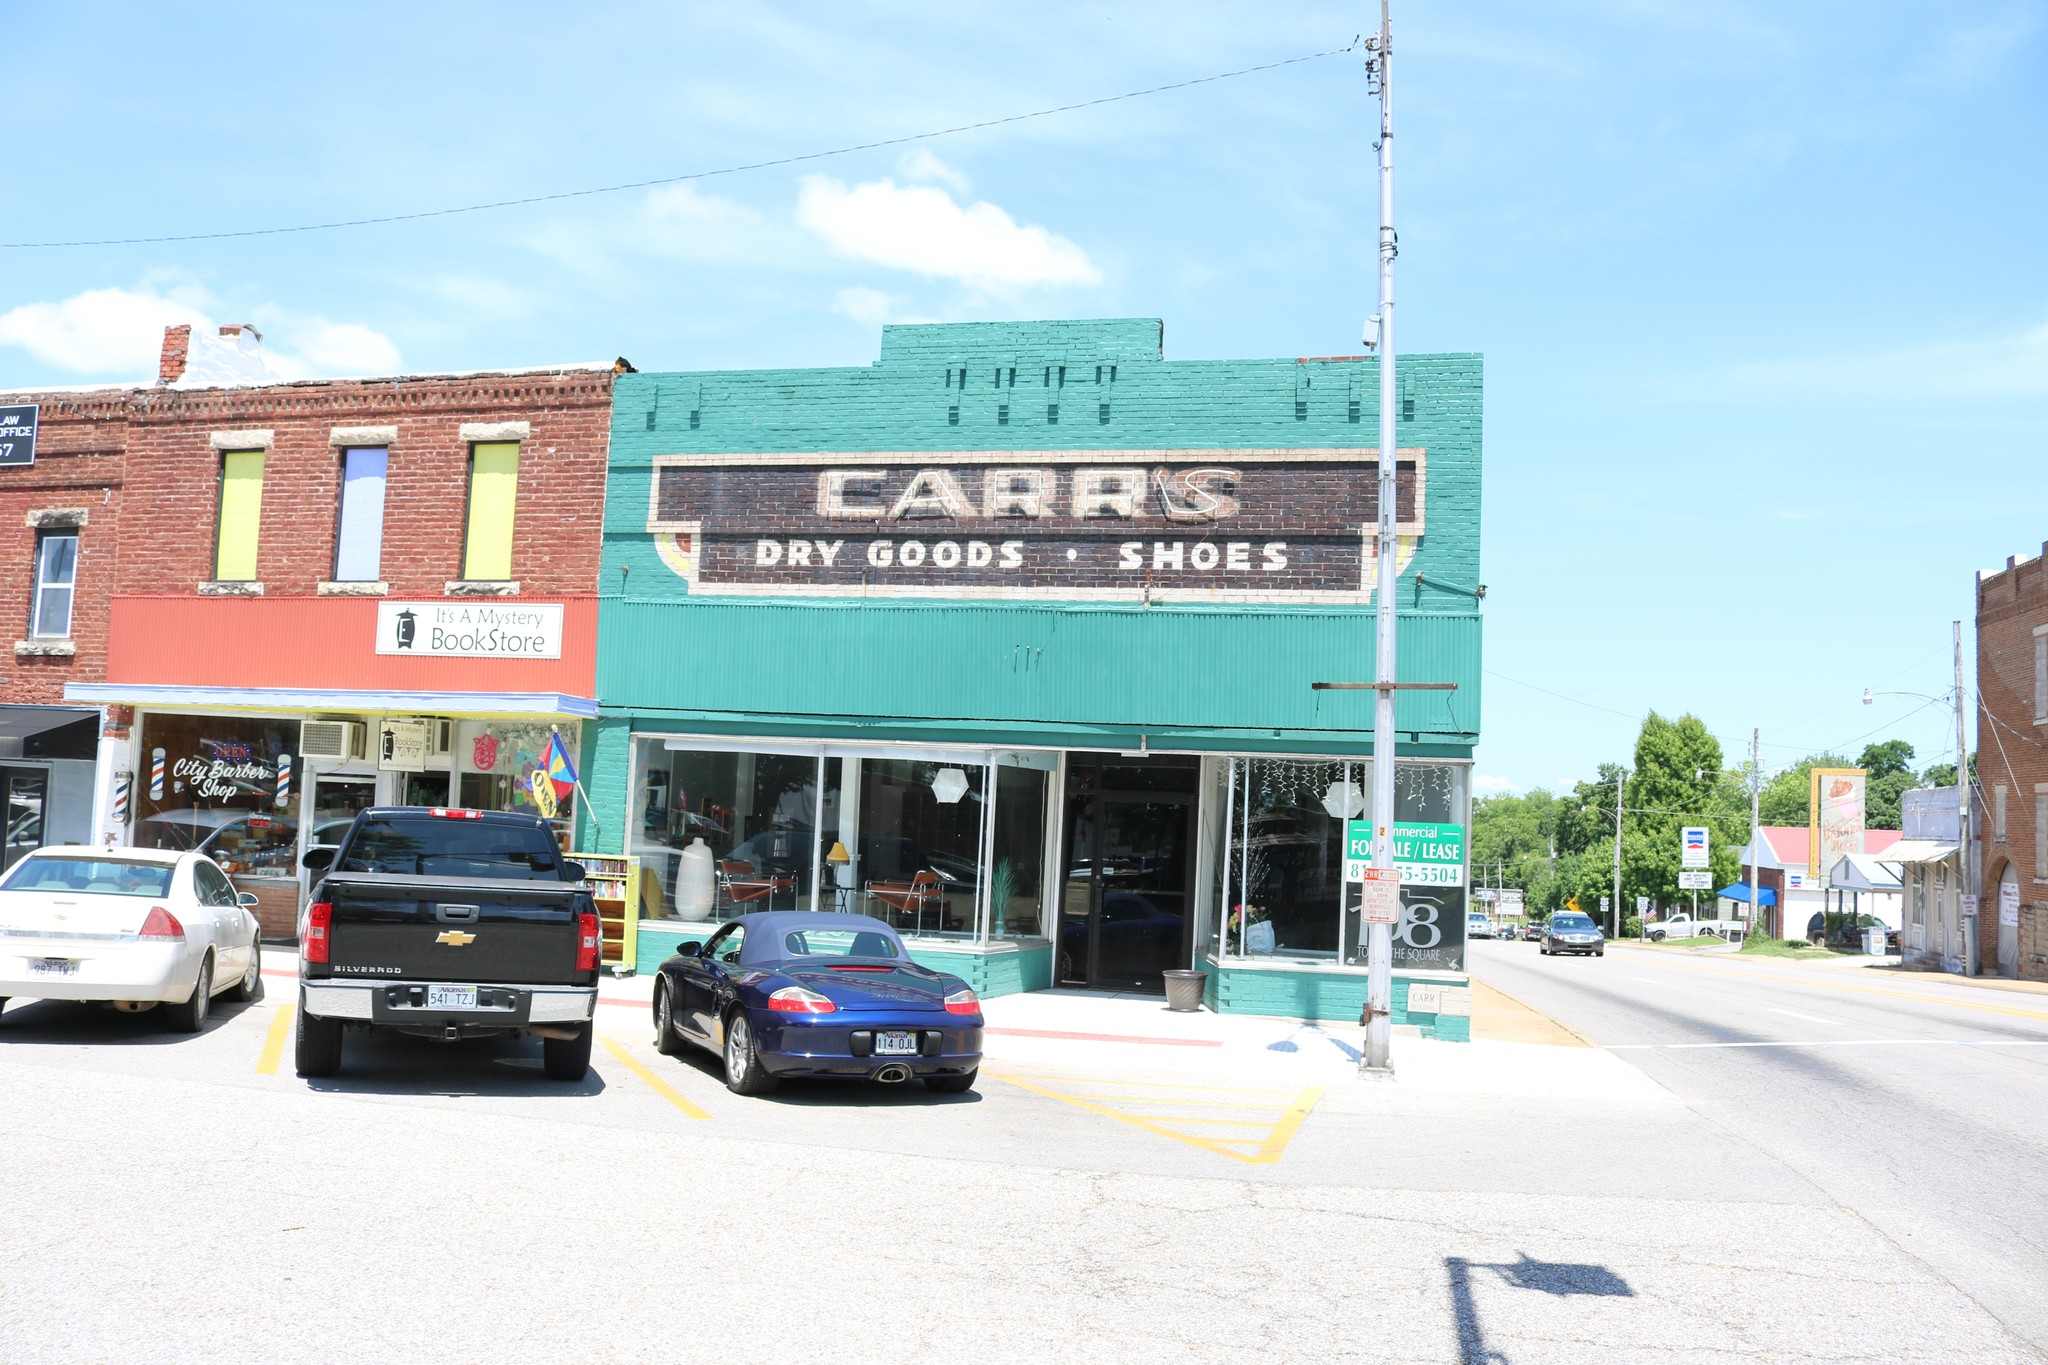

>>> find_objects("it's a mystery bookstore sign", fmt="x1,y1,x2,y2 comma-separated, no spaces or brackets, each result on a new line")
645,447,1426,604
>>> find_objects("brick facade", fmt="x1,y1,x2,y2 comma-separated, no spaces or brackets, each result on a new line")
117,368,617,597
1977,545,2048,980
0,388,130,704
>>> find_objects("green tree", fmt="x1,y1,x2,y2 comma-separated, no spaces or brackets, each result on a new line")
1858,741,1915,830
1757,753,1852,826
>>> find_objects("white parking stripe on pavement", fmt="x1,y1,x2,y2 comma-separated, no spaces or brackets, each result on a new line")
1769,1007,1843,1027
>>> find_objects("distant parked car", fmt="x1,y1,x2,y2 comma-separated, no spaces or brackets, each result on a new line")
1467,912,1496,940
1541,911,1605,957
0,847,262,1030
1521,922,1544,942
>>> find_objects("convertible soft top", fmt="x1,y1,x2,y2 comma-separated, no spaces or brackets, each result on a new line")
729,911,903,967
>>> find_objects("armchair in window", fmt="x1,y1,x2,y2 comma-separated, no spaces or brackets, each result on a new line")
716,859,797,913
864,868,944,935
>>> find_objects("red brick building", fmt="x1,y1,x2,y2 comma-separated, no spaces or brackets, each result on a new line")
1976,544,2048,980
1,325,623,935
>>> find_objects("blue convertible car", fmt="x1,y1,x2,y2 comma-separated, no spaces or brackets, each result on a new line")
651,912,984,1095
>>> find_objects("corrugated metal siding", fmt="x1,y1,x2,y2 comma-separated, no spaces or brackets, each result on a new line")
599,598,1478,743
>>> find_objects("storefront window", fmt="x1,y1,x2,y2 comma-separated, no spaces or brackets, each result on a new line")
1201,756,1471,973
629,736,1056,942
133,714,301,880
457,721,577,830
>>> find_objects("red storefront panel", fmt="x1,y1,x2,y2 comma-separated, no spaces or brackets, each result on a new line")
104,595,597,697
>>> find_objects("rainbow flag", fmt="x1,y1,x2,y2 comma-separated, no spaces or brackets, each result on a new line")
542,730,579,803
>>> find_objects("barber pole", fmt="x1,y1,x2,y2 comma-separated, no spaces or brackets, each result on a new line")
149,748,165,800
111,771,132,823
275,755,292,809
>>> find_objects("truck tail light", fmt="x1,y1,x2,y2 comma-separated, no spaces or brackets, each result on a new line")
138,906,184,939
944,988,981,1016
305,902,333,964
767,986,836,1014
576,911,601,972
428,807,484,820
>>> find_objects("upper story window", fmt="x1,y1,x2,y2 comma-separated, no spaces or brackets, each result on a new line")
2034,626,2047,724
462,441,519,580
333,446,389,582
214,450,266,581
30,531,76,637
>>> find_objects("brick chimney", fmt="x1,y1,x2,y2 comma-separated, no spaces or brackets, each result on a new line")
158,324,192,384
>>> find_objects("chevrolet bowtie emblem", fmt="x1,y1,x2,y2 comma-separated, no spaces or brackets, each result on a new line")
436,930,477,947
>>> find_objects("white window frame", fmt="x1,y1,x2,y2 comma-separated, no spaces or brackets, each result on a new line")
31,529,77,638
2035,624,2048,725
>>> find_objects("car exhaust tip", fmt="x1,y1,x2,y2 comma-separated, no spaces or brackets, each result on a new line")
874,1064,913,1084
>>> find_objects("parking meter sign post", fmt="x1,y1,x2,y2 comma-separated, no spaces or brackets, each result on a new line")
1358,869,1402,925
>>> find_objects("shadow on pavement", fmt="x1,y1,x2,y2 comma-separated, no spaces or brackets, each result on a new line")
1446,1253,1634,1365
665,1039,983,1108
0,995,266,1045
301,1027,607,1099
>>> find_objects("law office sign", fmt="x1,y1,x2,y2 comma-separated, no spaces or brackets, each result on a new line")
375,601,563,659
0,404,38,468
1344,820,1466,886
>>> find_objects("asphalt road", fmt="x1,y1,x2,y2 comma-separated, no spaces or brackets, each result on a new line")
1,962,2041,1363
1468,939,2048,1357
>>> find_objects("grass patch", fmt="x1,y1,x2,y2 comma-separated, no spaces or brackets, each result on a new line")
1738,935,1841,960
1641,935,1731,948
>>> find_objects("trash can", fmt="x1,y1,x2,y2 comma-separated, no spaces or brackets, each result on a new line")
1863,927,1887,956
1163,969,1207,1013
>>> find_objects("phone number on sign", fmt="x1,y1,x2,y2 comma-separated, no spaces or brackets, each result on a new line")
1398,865,1466,886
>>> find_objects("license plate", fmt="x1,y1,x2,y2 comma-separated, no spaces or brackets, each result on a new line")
30,957,77,977
427,985,478,1010
874,1030,918,1056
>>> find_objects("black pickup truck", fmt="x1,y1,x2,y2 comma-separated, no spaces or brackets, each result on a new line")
295,806,601,1080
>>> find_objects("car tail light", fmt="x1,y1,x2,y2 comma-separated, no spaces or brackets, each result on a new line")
429,807,483,820
138,906,184,940
767,986,836,1014
944,988,981,1016
305,902,332,964
576,912,601,971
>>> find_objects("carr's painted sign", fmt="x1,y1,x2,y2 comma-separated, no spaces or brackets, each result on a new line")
645,447,1426,604
0,404,38,468
375,602,563,659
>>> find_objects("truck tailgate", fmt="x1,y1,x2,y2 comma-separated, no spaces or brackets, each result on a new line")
313,873,586,985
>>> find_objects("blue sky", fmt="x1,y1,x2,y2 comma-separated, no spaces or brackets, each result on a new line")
4,2,2042,793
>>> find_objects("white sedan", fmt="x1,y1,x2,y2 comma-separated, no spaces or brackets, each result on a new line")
0,846,262,1031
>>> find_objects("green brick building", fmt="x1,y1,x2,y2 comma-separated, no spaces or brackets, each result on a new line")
586,318,1483,1034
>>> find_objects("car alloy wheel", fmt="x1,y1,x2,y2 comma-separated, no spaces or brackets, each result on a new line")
722,1011,775,1095
232,940,262,1004
654,982,683,1056
168,956,211,1033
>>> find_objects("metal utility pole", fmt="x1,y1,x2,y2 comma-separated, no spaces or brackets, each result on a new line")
1954,620,1975,975
1748,728,1762,939
1362,0,1397,1076
1610,768,1625,938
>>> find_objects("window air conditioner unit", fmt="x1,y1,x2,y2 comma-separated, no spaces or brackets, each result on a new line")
300,720,364,763
426,718,454,758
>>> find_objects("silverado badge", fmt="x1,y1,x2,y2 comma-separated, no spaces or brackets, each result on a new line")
436,930,477,947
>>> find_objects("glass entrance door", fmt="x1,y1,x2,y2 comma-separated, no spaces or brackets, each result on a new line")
1,768,46,870
304,774,377,877
1058,795,1192,992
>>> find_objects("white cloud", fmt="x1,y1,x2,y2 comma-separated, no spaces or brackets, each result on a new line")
0,284,402,382
1473,774,1521,797
796,173,1102,290
0,285,211,376
832,286,898,328
897,149,970,195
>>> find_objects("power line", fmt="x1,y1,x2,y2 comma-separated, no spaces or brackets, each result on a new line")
1483,668,1643,721
1,45,1355,250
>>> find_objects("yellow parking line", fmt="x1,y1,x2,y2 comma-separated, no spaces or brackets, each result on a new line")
255,1005,294,1075
599,1036,711,1120
993,1071,1324,1165
1042,1093,1314,1110
994,1074,1298,1096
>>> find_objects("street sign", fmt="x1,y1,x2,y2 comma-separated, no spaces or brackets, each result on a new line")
0,404,37,469
1681,826,1709,869
1358,868,1401,924
1678,870,1712,890
1635,895,1649,913
1343,818,1466,885
1599,896,1610,914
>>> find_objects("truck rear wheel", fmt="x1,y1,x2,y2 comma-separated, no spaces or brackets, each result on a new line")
295,999,344,1077
543,1023,594,1081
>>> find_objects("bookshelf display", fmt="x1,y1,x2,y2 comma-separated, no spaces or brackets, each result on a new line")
570,851,639,973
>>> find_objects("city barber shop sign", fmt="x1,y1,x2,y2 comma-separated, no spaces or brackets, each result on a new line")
646,448,1426,603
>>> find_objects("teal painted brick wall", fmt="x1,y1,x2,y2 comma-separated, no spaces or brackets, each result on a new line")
1205,964,1470,1040
597,319,1483,750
